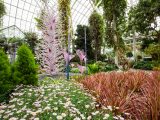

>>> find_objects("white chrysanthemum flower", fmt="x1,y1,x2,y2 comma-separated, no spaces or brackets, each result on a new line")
34,118,39,120
57,115,63,120
30,111,37,116
85,105,90,108
107,106,112,111
103,114,110,119
81,114,86,120
16,110,21,114
113,116,119,119
87,116,92,120
53,113,57,116
61,113,67,117
0,110,5,114
73,117,81,120
124,112,130,115
9,117,18,120
0,105,7,109
53,107,58,111
44,106,51,111
8,104,15,109
92,111,99,115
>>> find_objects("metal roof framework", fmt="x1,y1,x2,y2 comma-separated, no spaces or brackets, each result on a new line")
1,0,94,37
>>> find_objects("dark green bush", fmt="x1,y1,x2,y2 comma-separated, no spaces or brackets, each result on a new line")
98,54,107,62
137,55,142,61
0,49,12,93
88,61,118,74
133,61,153,70
105,64,118,71
0,49,14,102
15,44,38,85
126,52,133,58
96,61,106,71
96,61,118,72
11,62,22,84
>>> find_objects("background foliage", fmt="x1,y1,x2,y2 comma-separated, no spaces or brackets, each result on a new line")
89,11,104,61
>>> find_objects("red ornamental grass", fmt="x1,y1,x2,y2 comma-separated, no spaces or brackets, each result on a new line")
80,71,160,120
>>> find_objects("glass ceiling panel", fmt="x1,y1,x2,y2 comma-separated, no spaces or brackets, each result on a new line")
1,0,95,37
1,0,139,37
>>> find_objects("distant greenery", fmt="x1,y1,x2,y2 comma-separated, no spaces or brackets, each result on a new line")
74,25,94,60
0,0,5,26
128,0,160,40
0,36,24,53
89,11,104,61
88,61,118,74
126,52,133,58
102,0,127,66
134,61,154,70
135,61,152,70
128,0,160,64
145,44,160,61
24,32,39,54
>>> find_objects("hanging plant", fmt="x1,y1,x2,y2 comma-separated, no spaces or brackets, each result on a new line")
58,0,71,47
0,0,5,18
0,0,6,27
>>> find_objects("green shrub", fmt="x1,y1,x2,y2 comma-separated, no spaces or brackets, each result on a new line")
96,61,118,72
0,49,14,103
70,68,79,73
15,45,38,85
0,49,13,93
96,61,106,71
105,64,118,71
88,63,99,73
88,61,118,73
134,61,153,70
11,62,22,84
145,44,160,61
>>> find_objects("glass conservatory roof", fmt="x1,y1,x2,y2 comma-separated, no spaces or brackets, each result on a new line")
1,0,94,37
1,0,139,37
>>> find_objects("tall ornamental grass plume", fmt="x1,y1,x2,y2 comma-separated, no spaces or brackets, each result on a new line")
0,49,12,94
14,44,38,85
80,71,160,120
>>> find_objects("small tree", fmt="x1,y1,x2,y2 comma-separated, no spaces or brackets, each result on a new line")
0,49,12,94
15,45,38,85
89,11,104,61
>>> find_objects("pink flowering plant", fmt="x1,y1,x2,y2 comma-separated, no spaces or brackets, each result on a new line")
76,49,86,74
63,50,75,64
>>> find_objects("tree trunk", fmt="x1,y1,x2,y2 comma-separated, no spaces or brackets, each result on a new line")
113,14,119,67
103,43,105,54
95,47,98,61
133,31,136,61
